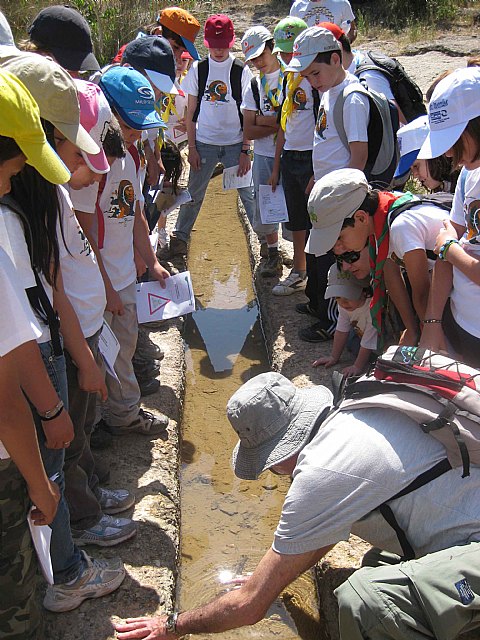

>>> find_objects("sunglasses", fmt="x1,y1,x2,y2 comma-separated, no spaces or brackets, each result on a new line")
335,250,361,266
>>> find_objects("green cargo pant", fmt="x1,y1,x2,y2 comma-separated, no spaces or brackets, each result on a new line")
335,542,480,640
0,459,41,639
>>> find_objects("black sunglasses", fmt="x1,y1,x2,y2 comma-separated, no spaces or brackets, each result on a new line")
335,250,361,266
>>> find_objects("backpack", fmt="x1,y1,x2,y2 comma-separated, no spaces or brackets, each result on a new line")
333,83,400,189
333,345,480,559
387,191,454,262
193,57,244,127
355,50,427,123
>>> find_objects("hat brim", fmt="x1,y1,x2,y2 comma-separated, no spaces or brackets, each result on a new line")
244,41,266,61
272,42,292,54
285,52,316,73
394,149,419,178
305,221,344,257
417,121,467,160
82,148,110,174
49,46,100,72
116,106,166,130
145,69,178,95
21,139,71,185
204,36,235,49
232,385,333,480
180,35,199,61
56,121,100,155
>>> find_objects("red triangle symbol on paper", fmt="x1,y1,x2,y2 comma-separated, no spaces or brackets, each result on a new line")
148,292,171,315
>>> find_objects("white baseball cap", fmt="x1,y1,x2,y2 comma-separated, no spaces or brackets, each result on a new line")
241,26,272,62
285,26,340,73
418,67,480,159
325,264,365,300
394,115,429,178
305,168,370,257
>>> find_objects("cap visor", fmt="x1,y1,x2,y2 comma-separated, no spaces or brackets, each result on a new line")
272,43,290,53
305,223,343,257
204,36,235,49
285,52,316,73
50,47,100,72
82,148,110,174
23,140,71,185
325,284,362,300
181,36,199,61
418,122,467,160
145,69,178,95
244,42,266,61
394,149,419,178
119,107,166,130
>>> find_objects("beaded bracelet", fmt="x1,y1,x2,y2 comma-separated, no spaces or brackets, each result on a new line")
423,319,442,324
438,238,459,261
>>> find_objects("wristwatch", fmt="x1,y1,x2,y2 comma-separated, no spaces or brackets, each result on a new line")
241,148,253,158
165,612,179,635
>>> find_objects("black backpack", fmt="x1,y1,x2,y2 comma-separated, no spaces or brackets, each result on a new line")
333,83,400,189
355,51,427,123
193,57,244,127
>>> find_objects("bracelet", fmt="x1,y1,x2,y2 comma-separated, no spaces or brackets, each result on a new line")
423,319,442,324
438,238,459,261
39,400,64,421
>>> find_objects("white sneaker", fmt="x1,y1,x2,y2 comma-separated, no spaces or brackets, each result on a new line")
272,271,307,296
43,551,125,612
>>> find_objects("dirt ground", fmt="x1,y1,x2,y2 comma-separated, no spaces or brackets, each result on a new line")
46,7,478,639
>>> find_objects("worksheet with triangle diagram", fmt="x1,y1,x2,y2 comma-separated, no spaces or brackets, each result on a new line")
136,271,195,323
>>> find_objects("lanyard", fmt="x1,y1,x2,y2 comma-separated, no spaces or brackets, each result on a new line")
259,66,284,111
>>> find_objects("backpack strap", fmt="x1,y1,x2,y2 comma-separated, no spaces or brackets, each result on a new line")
312,88,320,121
251,76,261,113
378,458,452,560
230,57,244,128
192,58,209,123
95,174,107,250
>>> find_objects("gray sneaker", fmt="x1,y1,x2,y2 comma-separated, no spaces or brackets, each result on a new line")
108,409,169,437
97,487,135,515
259,251,283,278
72,514,137,547
43,551,125,612
272,270,307,296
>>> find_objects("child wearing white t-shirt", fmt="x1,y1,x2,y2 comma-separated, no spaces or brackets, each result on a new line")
313,264,375,375
169,14,255,255
290,0,356,41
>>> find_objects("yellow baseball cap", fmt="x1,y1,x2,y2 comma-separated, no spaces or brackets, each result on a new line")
0,70,70,184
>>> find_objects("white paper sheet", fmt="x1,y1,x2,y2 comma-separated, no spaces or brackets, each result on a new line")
98,320,120,382
222,165,253,190
28,510,54,585
136,271,195,323
258,184,289,224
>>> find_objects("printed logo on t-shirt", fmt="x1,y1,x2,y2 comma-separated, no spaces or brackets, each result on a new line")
107,180,136,220
293,87,309,111
316,106,327,139
204,80,229,104
466,198,480,242
305,6,335,25
78,226,92,257
262,96,276,113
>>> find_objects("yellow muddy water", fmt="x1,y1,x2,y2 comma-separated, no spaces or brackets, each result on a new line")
178,175,319,639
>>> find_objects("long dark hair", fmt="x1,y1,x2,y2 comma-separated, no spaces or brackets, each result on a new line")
9,120,63,286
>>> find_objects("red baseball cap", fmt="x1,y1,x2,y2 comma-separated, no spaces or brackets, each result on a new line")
318,22,346,42
204,14,235,49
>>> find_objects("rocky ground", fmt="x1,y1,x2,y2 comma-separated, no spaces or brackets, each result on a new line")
46,5,479,639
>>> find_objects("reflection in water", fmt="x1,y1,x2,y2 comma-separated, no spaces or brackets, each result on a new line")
179,176,319,639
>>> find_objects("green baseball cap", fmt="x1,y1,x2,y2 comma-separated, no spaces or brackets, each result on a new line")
273,16,308,54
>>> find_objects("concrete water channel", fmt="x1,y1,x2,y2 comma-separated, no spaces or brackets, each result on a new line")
178,175,320,639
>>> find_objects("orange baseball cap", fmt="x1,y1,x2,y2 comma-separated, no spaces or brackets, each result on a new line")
159,7,200,60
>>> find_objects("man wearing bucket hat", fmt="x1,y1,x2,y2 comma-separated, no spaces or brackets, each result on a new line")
116,371,480,640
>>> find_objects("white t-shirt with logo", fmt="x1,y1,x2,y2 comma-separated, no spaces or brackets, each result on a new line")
290,0,355,32
282,75,317,152
241,69,281,158
182,54,252,145
0,203,51,343
59,186,106,339
348,53,395,102
335,297,377,350
450,167,480,338
313,73,369,180
388,203,449,267
70,154,139,292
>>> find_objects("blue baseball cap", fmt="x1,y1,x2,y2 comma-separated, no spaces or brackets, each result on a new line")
99,66,166,130
394,115,429,178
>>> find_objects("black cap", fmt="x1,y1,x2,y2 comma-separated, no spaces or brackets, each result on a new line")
123,36,177,95
28,5,100,72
